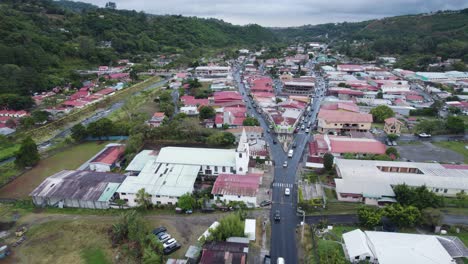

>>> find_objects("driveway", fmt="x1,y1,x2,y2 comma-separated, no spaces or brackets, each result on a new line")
396,142,464,163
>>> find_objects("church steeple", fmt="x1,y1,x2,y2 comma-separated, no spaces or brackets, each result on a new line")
235,128,249,175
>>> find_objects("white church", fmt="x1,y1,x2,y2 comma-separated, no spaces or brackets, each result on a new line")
116,129,251,206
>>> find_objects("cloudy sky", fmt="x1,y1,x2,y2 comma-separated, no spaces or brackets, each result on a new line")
77,0,468,27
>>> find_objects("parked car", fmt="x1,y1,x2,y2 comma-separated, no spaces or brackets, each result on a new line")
418,133,432,138
284,188,290,196
274,210,281,222
305,128,310,133
158,233,171,243
392,141,397,146
292,142,297,148
260,200,272,207
163,238,177,249
163,242,181,255
152,226,167,236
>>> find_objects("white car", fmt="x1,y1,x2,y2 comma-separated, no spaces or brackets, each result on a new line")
284,188,290,196
283,161,288,168
418,133,432,138
163,238,177,248
305,128,310,133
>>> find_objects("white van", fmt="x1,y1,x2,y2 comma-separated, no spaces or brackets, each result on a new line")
288,149,294,158
277,257,285,264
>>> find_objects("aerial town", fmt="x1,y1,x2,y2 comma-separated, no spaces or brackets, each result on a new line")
0,1,467,264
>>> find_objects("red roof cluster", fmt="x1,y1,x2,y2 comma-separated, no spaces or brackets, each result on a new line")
318,109,373,123
250,77,274,92
213,91,243,104
180,95,209,106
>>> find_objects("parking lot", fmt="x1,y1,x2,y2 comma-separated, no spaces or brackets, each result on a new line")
396,141,464,163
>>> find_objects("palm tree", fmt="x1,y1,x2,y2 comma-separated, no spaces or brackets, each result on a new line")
135,188,152,209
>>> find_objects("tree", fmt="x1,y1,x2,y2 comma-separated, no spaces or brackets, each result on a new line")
387,134,398,141
243,117,260,126
421,208,442,228
455,191,468,208
275,98,283,104
15,136,40,168
383,204,421,227
130,69,139,81
19,116,35,130
370,105,394,123
207,212,245,241
87,118,114,139
385,147,399,158
199,105,216,120
71,123,88,142
323,153,334,170
135,188,152,209
31,110,50,124
357,206,382,228
177,193,196,211
446,116,464,134
376,91,383,99
393,184,443,209
207,132,236,146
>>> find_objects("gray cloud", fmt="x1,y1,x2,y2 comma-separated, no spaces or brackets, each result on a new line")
76,0,468,26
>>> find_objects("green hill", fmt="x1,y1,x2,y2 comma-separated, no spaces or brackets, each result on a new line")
0,0,277,97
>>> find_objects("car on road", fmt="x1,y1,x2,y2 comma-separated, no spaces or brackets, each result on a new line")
260,200,272,207
301,125,305,130
385,139,392,146
292,142,297,148
267,129,271,133
274,210,281,222
152,227,167,236
283,161,288,168
418,133,432,138
391,141,397,146
284,188,290,196
305,128,310,133
273,139,277,144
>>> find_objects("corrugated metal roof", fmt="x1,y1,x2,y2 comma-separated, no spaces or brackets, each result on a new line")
156,147,236,167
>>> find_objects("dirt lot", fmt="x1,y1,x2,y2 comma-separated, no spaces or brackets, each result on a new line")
0,142,107,199
396,141,465,163
0,205,268,263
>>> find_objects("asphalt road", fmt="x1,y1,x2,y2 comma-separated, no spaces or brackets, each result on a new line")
234,61,327,264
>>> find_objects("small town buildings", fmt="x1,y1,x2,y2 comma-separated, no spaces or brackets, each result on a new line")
88,144,125,172
334,159,468,205
195,66,231,78
283,79,315,95
337,64,364,73
309,134,386,158
384,117,403,135
317,103,373,134
211,173,262,208
147,112,166,127
343,229,460,264
125,150,158,175
226,126,264,143
116,131,252,206
30,170,126,209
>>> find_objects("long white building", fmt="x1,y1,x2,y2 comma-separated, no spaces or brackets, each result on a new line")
117,130,251,206
334,159,468,205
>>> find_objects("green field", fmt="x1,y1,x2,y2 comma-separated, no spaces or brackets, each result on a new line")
0,142,109,199
0,162,21,186
433,141,468,163
0,144,19,161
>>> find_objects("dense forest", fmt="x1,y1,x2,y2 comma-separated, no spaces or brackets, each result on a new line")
274,9,468,68
0,0,277,99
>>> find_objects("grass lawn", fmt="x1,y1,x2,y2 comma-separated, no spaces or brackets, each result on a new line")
433,141,468,163
0,142,108,199
0,162,21,186
7,219,114,264
0,144,20,161
371,123,384,129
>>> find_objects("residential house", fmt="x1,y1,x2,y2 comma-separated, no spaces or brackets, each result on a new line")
384,117,403,135
147,112,166,127
317,103,373,134
309,134,386,158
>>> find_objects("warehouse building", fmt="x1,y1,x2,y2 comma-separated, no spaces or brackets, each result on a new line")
30,170,126,209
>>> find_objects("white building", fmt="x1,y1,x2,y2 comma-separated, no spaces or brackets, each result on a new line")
334,159,468,205
117,130,251,206
87,144,124,172
343,229,458,264
195,66,231,78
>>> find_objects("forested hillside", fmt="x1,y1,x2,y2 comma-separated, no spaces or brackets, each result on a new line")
0,0,277,97
274,9,468,67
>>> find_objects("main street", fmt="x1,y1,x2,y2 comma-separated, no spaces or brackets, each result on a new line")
233,61,327,263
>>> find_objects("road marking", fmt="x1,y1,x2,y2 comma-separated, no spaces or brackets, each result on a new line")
273,183,293,188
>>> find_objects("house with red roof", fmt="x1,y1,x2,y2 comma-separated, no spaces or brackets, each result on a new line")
337,64,364,73
213,91,243,105
214,106,247,128
309,134,386,158
328,87,364,100
406,94,424,103
147,112,166,127
180,95,209,107
317,106,373,134
106,73,130,81
249,77,274,93
89,144,125,172
212,173,263,207
95,88,116,96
